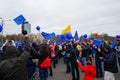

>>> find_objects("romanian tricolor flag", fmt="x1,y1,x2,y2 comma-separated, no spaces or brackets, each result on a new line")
62,25,71,34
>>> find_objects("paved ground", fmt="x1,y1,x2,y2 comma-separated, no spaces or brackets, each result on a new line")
48,58,120,80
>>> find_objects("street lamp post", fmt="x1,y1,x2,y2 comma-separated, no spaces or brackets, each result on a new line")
0,17,11,42
0,17,4,42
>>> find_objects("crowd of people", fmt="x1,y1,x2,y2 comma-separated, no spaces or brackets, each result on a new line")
61,39,120,80
0,33,120,80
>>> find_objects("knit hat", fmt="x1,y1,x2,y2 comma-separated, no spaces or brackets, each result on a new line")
4,45,18,59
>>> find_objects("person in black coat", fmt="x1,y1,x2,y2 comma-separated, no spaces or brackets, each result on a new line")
27,58,36,79
65,43,72,73
95,46,103,78
99,46,118,80
0,35,35,80
70,43,80,80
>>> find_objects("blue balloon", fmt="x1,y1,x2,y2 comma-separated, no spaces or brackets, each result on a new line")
0,25,3,32
93,39,98,45
66,32,72,39
93,39,102,46
98,40,102,46
116,35,120,39
83,34,87,38
36,26,40,31
60,34,65,39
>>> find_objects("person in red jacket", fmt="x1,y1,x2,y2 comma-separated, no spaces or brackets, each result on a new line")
77,58,96,80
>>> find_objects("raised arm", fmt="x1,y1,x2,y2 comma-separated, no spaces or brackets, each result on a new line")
77,60,86,71
18,35,32,61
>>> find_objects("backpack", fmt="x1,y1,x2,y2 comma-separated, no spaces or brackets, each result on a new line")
40,57,51,69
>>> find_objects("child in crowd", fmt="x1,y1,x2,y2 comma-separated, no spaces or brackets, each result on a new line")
77,57,96,80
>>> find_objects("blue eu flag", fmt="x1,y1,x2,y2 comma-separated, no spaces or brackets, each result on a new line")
13,14,26,25
41,32,55,40
74,31,79,41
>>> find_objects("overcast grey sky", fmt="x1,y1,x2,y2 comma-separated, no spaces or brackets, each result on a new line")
0,0,120,36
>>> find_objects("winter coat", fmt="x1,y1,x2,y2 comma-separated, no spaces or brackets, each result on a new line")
77,61,96,80
0,50,5,62
70,48,80,60
27,59,36,78
0,37,33,80
102,52,118,73
49,43,56,58
81,46,89,57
